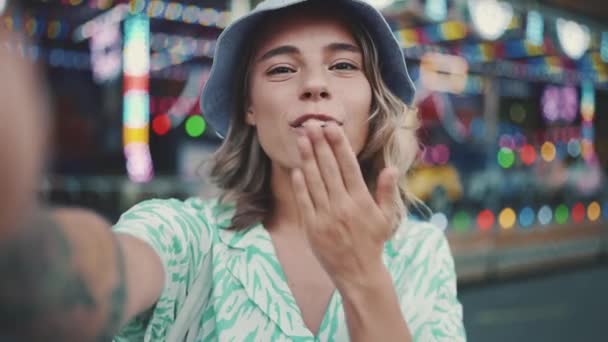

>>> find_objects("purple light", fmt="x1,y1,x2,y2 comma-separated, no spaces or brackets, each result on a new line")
499,134,516,149
432,144,450,165
542,86,560,122
541,85,578,123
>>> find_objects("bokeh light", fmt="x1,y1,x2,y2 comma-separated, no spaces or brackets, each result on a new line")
567,139,581,158
556,18,590,60
519,207,535,227
432,144,450,165
520,144,536,165
555,204,569,224
498,147,515,168
477,209,495,231
453,211,471,232
499,134,516,149
430,212,448,231
185,115,206,137
468,0,513,40
152,114,171,136
541,142,556,162
509,103,526,123
587,202,601,222
538,205,552,225
499,208,516,229
572,202,585,223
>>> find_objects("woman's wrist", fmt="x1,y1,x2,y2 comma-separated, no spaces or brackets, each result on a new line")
337,263,412,342
334,260,393,299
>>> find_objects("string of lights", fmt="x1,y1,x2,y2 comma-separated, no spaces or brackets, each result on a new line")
428,200,606,232
122,14,153,183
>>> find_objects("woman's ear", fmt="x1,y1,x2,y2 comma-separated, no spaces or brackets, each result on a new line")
245,109,256,126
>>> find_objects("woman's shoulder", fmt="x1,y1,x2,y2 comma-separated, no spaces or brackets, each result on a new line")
119,196,235,226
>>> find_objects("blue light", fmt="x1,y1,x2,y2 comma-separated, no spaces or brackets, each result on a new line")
519,207,535,227
567,139,581,158
603,202,608,220
526,10,544,46
538,205,552,225
430,212,449,231
426,0,447,22
601,32,608,62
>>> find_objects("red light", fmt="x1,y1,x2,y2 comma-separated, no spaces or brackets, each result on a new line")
520,144,536,166
572,202,586,223
124,75,149,92
477,209,495,231
152,114,171,136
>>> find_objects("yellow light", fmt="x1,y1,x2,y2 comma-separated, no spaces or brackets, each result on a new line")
581,140,594,158
69,0,83,5
525,41,544,56
588,202,601,221
480,43,495,59
398,29,418,48
499,208,517,229
541,142,556,162
123,126,149,145
441,21,467,41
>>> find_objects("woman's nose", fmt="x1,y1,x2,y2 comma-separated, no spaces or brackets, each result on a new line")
300,69,331,101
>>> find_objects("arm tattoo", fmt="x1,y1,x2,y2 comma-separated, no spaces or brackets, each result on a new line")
0,210,127,341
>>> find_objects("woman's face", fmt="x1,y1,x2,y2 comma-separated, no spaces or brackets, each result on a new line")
246,12,372,169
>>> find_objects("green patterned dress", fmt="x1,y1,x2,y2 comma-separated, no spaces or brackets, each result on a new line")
112,197,466,341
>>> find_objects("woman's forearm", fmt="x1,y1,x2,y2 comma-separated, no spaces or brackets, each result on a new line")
0,208,127,341
339,266,412,342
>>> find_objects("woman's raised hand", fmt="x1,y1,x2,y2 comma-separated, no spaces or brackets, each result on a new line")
290,121,400,291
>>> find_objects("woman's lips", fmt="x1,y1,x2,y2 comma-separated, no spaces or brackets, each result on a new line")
294,118,341,127
289,114,343,127
289,119,344,136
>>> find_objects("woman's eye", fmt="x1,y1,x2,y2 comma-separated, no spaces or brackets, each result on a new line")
267,66,294,75
331,62,358,71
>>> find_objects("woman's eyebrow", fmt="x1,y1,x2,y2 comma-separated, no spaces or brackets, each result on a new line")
257,42,361,62
325,42,361,54
257,45,300,62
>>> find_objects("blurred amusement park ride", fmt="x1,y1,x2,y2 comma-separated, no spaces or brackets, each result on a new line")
3,0,608,283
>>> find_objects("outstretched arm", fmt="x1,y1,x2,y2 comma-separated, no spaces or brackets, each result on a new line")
0,208,165,341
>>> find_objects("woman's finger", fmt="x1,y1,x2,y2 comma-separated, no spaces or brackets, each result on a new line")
375,167,400,226
306,123,348,203
297,134,329,210
323,122,368,196
291,168,316,226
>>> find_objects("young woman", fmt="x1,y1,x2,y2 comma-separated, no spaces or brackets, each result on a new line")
111,0,466,341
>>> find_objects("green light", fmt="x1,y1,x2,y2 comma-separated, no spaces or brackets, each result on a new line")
453,211,471,232
185,115,206,137
498,147,515,168
555,204,569,224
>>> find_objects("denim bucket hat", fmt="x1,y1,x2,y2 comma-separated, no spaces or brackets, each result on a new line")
200,0,415,139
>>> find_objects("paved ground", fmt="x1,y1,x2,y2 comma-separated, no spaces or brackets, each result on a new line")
459,264,608,342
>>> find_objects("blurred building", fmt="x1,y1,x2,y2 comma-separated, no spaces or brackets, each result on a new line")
3,0,607,287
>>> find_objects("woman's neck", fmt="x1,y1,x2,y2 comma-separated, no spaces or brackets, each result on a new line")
264,163,302,233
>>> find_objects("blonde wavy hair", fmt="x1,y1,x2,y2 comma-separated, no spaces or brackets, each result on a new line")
207,3,421,231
